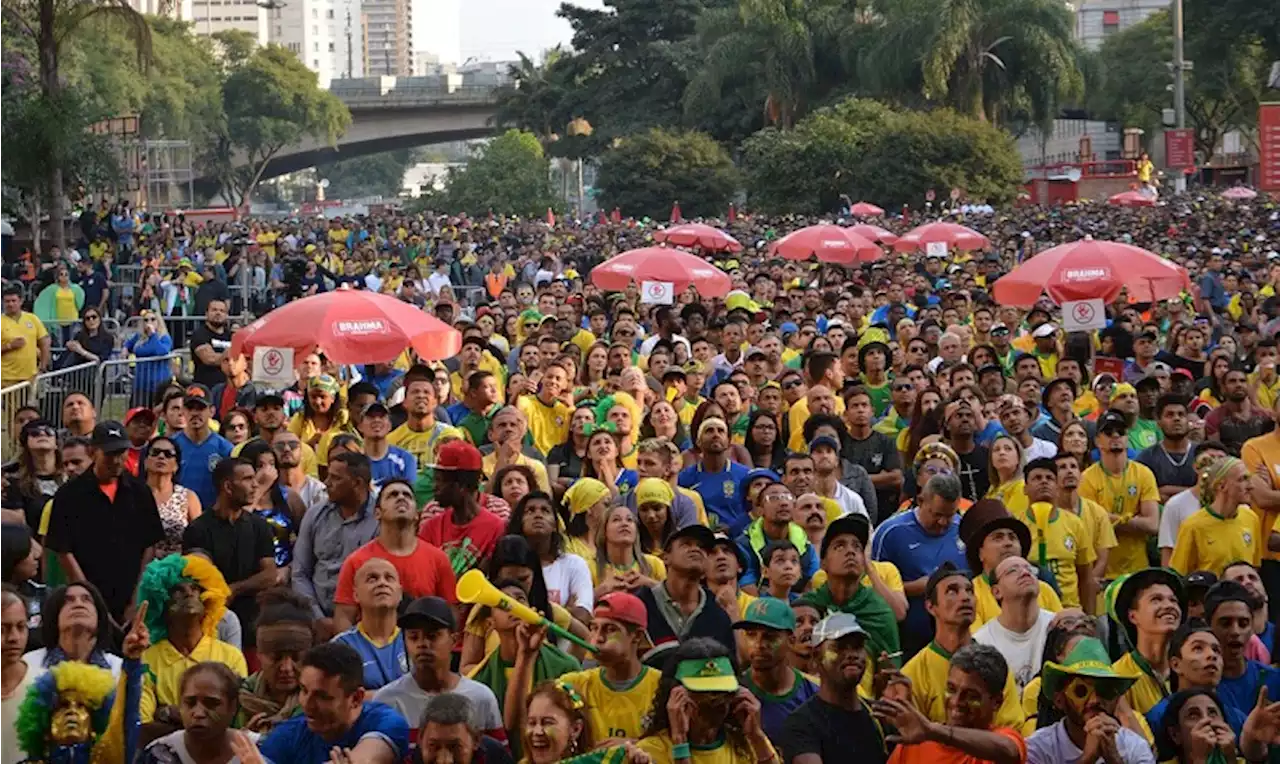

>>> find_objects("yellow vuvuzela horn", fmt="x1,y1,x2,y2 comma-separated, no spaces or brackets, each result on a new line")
456,569,598,654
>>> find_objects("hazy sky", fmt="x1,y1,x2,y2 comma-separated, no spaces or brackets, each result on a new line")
458,0,604,62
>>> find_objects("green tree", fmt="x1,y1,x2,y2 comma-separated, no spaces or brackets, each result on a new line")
438,129,557,217
316,149,414,199
741,97,1022,212
595,127,739,219
205,44,350,206
861,0,1083,131
2,0,160,248
493,47,572,144
1089,10,1268,159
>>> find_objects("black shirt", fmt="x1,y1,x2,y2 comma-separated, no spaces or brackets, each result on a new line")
778,695,889,764
1136,443,1198,492
636,583,734,657
183,509,275,642
44,471,165,621
189,322,232,387
844,431,901,517
954,444,991,502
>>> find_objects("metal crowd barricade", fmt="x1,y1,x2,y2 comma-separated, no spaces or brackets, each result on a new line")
453,285,487,307
1,381,35,461
44,317,122,354
30,361,99,425
95,351,191,418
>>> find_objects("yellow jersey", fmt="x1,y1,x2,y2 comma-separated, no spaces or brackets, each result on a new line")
517,395,572,457
1169,506,1266,575
987,480,1030,517
971,574,1062,633
584,553,667,587
810,560,904,595
902,641,1024,728
1017,506,1096,608
139,636,247,722
559,666,662,742
1243,433,1280,563
1112,651,1167,738
787,395,846,453
1079,461,1160,579
1248,371,1280,411
54,286,79,321
387,421,447,470
638,732,773,764
1066,496,1118,560
1,311,47,382
480,451,551,493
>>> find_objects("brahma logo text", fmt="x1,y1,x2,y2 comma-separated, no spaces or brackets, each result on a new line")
334,320,387,335
1062,268,1110,282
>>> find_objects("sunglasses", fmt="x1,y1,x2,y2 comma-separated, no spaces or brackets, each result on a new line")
26,426,56,438
893,383,914,391
149,448,176,459
273,440,301,451
781,379,803,390
83,314,100,321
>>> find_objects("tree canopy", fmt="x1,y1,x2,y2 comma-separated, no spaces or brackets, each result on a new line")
595,128,739,219
430,129,557,217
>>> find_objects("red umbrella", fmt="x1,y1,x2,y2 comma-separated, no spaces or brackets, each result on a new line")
230,287,462,364
991,237,1190,306
892,221,990,253
670,202,683,222
653,223,743,253
769,225,883,264
846,223,899,246
727,203,737,223
591,247,731,297
546,207,556,226
1108,190,1156,207
848,202,884,217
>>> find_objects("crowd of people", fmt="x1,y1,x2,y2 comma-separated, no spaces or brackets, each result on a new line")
2,190,1280,764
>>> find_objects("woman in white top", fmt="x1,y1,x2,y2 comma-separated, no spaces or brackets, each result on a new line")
506,491,594,624
139,662,256,764
2,589,37,764
23,581,124,681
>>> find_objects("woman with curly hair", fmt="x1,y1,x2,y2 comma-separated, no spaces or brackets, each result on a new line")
742,409,786,472
581,425,639,499
638,637,775,763
506,493,593,620
135,554,247,726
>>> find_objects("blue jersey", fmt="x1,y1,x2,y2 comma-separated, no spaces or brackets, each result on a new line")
1216,661,1280,723
871,509,966,642
259,701,410,764
678,461,752,536
369,447,418,488
171,430,234,509
333,627,410,690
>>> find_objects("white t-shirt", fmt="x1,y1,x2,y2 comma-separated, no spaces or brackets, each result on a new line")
1026,720,1154,764
428,271,453,295
22,649,124,681
2,665,36,764
543,552,595,610
373,674,502,732
827,481,869,520
974,608,1055,692
1158,488,1201,550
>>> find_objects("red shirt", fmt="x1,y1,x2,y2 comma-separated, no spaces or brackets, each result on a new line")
417,508,507,578
334,538,458,606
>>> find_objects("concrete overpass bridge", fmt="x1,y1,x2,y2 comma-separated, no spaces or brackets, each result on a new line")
235,77,501,181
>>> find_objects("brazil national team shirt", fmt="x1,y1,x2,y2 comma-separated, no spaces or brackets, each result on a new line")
678,460,751,535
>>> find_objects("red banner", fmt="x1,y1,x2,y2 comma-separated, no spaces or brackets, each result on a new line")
1164,128,1195,170
1262,103,1280,193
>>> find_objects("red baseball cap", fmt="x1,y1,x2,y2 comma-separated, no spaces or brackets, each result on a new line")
435,439,483,472
593,592,648,630
125,407,157,425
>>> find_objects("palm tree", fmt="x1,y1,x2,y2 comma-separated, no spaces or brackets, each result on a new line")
862,0,1082,130
493,47,570,145
684,0,854,130
2,0,160,249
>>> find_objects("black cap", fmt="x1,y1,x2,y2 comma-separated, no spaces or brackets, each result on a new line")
91,421,130,453
398,596,456,631
183,383,212,408
1040,377,1077,408
1185,570,1218,593
1136,330,1159,342
822,514,870,559
665,523,717,550
20,419,56,442
925,561,970,602
240,383,285,409
711,531,749,571
1098,409,1129,435
977,363,1004,378
362,401,391,417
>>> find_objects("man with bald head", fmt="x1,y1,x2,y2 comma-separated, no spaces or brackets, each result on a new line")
334,557,409,690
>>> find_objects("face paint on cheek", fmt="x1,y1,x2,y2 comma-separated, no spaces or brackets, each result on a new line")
822,645,840,668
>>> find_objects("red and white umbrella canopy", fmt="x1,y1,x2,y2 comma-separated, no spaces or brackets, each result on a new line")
769,225,883,264
230,287,462,364
846,223,899,246
892,221,990,253
991,237,1190,306
848,202,884,217
590,246,732,297
652,223,743,252
1107,190,1156,207
1222,186,1258,200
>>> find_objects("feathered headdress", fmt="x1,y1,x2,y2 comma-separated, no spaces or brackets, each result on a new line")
137,554,230,643
16,662,116,758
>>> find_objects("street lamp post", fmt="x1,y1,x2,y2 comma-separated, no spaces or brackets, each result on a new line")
1172,0,1188,192
567,117,592,218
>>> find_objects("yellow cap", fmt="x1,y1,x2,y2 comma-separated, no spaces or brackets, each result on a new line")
563,478,610,516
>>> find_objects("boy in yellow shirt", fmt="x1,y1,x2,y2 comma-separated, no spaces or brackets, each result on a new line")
1079,411,1160,580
